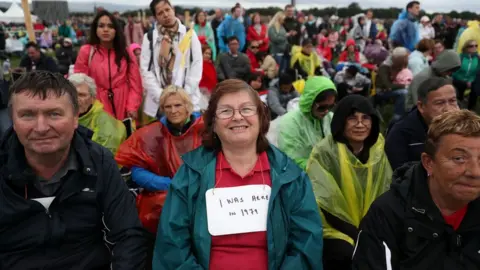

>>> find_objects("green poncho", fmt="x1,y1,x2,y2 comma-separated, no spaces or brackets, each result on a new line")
79,100,127,155
278,76,336,170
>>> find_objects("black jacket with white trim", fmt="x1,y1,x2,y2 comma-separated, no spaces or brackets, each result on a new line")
352,162,480,270
0,126,147,269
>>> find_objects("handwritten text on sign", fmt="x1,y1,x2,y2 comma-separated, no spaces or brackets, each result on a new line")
205,185,271,236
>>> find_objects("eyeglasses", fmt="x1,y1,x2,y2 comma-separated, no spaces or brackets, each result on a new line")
468,44,478,48
346,115,372,126
315,103,335,112
251,46,259,49
215,106,258,119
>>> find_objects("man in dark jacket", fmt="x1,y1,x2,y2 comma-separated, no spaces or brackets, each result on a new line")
20,42,59,73
0,71,146,269
353,110,480,270
385,77,459,170
283,4,302,46
217,36,251,82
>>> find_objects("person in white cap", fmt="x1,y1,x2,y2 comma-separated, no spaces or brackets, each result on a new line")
419,15,435,39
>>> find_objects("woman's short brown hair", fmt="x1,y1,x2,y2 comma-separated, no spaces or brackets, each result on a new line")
425,110,480,157
416,38,435,53
202,79,270,153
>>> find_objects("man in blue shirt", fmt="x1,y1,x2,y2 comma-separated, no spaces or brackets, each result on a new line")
389,1,421,51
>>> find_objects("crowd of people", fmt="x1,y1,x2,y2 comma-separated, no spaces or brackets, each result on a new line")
1,0,480,269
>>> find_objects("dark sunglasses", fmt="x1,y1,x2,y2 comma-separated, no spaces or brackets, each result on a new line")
316,103,335,112
251,46,259,49
468,44,478,48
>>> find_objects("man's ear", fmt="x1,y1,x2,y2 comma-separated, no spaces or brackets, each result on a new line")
421,152,434,176
417,100,425,114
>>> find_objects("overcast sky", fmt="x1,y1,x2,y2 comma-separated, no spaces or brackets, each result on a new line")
34,0,480,13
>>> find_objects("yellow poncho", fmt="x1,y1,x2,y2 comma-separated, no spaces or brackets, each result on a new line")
290,46,322,78
306,134,392,245
79,100,127,155
456,20,480,54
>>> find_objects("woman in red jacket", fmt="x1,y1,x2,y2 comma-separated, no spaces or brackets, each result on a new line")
247,13,269,53
199,43,217,94
74,10,142,121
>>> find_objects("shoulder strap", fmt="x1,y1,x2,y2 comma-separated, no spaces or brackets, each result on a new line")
147,28,154,72
88,46,95,68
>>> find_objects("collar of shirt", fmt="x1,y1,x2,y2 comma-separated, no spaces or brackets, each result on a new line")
216,150,271,176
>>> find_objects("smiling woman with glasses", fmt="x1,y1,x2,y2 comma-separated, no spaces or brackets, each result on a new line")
153,79,324,270
306,94,392,270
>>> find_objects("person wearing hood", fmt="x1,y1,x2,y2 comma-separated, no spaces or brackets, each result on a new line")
455,20,480,54
193,11,217,61
453,39,480,110
307,94,392,270
408,38,435,76
353,110,480,270
338,39,361,64
389,1,421,51
386,77,459,171
406,49,461,110
56,38,78,76
278,76,337,170
419,16,435,39
267,73,300,119
217,5,246,53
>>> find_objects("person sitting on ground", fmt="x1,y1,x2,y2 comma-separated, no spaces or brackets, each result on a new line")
0,71,146,269
385,77,459,170
453,39,480,110
290,38,323,80
217,36,251,82
307,94,392,270
247,72,268,103
257,51,278,81
278,76,337,170
406,49,461,110
375,47,410,123
56,38,77,76
267,73,300,119
246,40,262,73
334,65,371,100
68,73,127,155
154,79,324,269
408,38,435,76
20,42,58,73
353,110,480,270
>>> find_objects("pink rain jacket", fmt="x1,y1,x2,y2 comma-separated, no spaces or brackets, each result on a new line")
74,44,143,120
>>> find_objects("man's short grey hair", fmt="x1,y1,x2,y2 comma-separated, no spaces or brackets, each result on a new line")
68,73,97,98
392,47,409,58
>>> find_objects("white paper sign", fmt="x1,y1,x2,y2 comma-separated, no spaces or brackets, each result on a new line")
205,185,271,236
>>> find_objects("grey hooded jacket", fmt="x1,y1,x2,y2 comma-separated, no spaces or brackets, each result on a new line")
406,50,461,110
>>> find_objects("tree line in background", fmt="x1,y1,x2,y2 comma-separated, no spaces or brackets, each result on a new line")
71,2,480,20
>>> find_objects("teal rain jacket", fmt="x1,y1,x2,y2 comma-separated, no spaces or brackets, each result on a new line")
153,145,324,270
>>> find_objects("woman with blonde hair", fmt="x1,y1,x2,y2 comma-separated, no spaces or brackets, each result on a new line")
116,85,204,269
116,85,204,234
268,11,290,73
453,39,480,110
